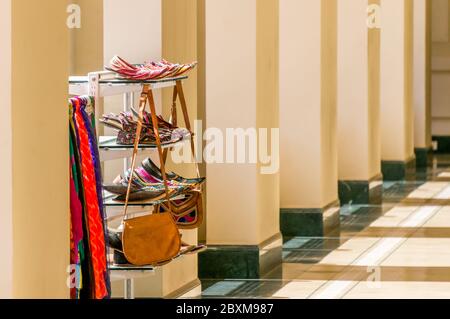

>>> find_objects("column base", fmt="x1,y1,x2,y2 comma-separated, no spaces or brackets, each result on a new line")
280,200,340,237
433,136,450,154
381,157,416,181
415,147,432,168
198,233,282,280
338,174,383,206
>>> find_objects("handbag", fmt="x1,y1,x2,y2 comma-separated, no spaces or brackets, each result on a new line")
139,158,205,229
154,190,204,230
120,85,181,266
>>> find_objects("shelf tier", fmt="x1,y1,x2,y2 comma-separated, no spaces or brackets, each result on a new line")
108,248,190,281
108,249,191,278
103,191,186,208
98,136,189,162
109,264,155,281
69,74,187,97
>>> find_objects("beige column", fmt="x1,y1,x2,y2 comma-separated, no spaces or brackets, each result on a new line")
337,0,382,205
380,0,415,180
11,0,70,298
161,0,202,297
200,0,281,279
413,0,432,166
280,0,340,236
0,0,13,299
431,0,450,152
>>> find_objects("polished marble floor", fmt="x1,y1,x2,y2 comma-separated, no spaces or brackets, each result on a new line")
199,154,450,299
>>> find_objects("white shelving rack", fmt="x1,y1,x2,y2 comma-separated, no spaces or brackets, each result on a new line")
69,70,191,299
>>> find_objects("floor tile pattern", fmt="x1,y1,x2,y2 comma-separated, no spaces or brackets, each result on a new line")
199,155,450,299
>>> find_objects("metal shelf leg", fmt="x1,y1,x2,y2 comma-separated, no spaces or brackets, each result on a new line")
124,278,135,299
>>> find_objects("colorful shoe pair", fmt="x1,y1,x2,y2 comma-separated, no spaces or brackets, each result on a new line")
100,109,190,146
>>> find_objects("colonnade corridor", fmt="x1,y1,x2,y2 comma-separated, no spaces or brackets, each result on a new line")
197,154,450,299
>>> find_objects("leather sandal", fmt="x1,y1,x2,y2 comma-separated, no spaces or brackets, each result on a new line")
142,158,205,185
100,110,190,146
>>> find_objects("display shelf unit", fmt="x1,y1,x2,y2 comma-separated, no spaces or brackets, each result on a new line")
69,70,196,299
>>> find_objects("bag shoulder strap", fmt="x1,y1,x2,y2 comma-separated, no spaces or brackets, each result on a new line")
121,85,151,222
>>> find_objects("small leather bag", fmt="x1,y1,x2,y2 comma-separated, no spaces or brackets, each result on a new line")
122,213,181,266
121,85,181,266
154,190,204,230
140,158,205,229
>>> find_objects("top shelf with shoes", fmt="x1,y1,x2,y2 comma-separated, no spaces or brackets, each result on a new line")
68,71,188,97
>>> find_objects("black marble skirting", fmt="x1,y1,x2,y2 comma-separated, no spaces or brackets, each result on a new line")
432,136,450,154
198,233,282,280
280,200,340,238
338,174,383,206
381,157,416,181
415,147,432,168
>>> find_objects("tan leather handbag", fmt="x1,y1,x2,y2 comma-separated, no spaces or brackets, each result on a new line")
122,213,181,266
121,85,181,266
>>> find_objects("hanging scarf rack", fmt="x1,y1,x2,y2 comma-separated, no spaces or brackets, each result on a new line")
69,96,110,300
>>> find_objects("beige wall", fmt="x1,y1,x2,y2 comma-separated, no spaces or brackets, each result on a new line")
280,0,338,209
70,0,103,75
0,0,13,300
321,0,338,204
102,0,162,191
431,0,450,136
205,0,279,245
12,0,69,298
405,0,415,157
103,0,161,64
432,0,449,42
338,0,381,181
380,0,414,161
103,0,162,183
162,0,200,177
414,0,432,148
103,0,162,113
368,0,382,176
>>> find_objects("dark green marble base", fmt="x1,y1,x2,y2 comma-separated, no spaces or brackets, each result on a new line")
382,157,416,181
280,201,340,237
432,136,450,154
415,147,431,168
198,234,282,280
338,175,383,205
